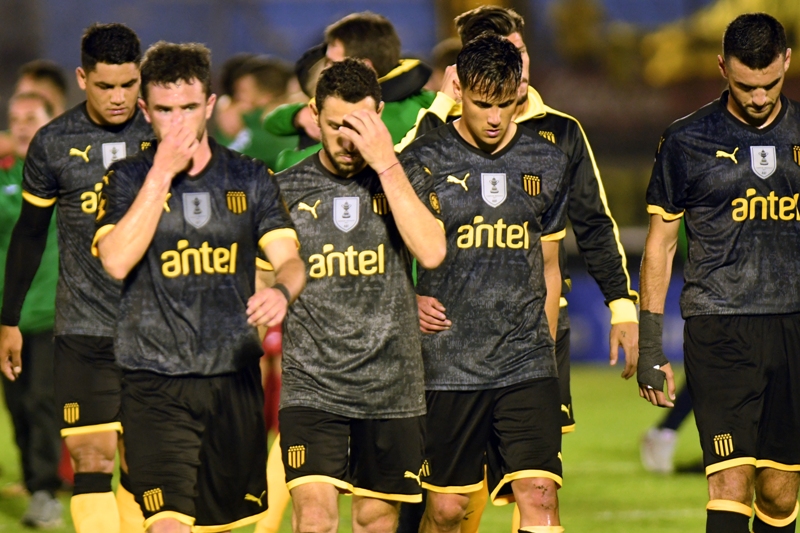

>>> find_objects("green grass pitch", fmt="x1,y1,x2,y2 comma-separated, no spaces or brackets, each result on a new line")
0,366,707,532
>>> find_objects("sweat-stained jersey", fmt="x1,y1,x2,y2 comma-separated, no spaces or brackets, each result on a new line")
22,103,152,337
647,91,800,318
402,123,570,390
276,152,438,418
93,138,297,376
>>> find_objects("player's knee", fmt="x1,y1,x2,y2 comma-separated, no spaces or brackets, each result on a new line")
513,478,559,514
147,517,191,533
756,484,799,518
68,442,116,473
427,494,469,530
294,503,337,533
352,504,398,533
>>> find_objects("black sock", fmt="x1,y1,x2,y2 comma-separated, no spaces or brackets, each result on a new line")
707,509,750,533
72,472,113,495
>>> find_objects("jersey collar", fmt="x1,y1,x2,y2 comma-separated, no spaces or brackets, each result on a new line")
719,89,789,135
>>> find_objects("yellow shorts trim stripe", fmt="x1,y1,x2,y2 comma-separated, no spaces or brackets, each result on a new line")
420,480,485,494
192,508,270,533
561,424,576,434
705,457,756,476
350,486,422,503
91,224,116,257
22,191,57,208
706,499,753,517
286,475,353,493
647,204,684,221
754,501,799,527
144,511,195,530
61,421,123,438
258,228,300,251
490,470,563,506
541,229,566,242
755,460,800,472
255,257,274,271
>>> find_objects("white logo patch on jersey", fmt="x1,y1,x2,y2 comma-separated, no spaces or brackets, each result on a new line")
481,173,507,207
750,146,776,179
333,197,359,232
102,142,127,169
183,192,211,229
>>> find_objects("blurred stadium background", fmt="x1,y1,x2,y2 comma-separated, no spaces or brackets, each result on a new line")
1,0,799,530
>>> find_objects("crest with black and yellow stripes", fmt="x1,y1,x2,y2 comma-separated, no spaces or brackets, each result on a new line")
226,191,247,214
428,192,441,214
372,193,390,215
63,402,80,425
143,488,164,512
538,130,555,143
793,145,800,166
288,445,306,469
140,140,152,151
713,433,734,457
421,460,431,477
522,174,541,197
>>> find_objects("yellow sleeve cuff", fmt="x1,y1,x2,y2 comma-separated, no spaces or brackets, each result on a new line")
258,227,300,251
22,191,56,208
609,298,638,324
256,258,274,271
647,205,684,221
541,229,567,242
91,224,115,257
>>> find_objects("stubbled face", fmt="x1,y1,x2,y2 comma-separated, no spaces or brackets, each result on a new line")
313,95,379,178
77,62,140,125
141,79,216,143
506,32,530,103
455,83,517,152
9,97,51,158
720,50,791,127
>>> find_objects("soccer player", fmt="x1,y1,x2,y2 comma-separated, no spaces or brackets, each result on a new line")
275,58,445,533
0,23,151,533
93,41,305,533
16,60,69,117
401,34,570,533
639,13,800,533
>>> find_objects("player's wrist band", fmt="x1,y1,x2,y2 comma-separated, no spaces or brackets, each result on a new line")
377,161,400,176
273,283,291,303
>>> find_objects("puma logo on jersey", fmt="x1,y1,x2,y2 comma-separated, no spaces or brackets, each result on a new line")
447,173,470,191
164,193,172,213
245,491,266,507
69,145,91,163
561,404,572,418
298,200,320,219
715,147,739,164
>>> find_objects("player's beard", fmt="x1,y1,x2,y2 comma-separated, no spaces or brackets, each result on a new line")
321,138,366,178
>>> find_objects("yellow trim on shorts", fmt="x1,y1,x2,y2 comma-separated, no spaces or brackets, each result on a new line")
258,228,299,251
490,470,563,506
286,475,353,493
647,204,684,221
561,424,576,434
22,191,57,207
61,421,123,438
705,457,756,476
350,486,422,503
706,499,753,517
256,257,274,271
755,501,799,527
144,511,195,530
541,229,566,242
756,460,800,472
193,508,270,533
91,224,116,257
420,480,485,494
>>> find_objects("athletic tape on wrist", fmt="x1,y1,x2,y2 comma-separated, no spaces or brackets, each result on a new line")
638,310,669,391
273,283,291,302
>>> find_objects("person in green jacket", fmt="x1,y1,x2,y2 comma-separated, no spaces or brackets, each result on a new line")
264,11,436,171
0,92,62,528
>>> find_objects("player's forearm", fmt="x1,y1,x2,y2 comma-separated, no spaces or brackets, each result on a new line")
272,257,306,304
639,216,679,313
543,241,561,340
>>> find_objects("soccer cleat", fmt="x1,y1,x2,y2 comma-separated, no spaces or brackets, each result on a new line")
640,427,678,474
21,490,64,529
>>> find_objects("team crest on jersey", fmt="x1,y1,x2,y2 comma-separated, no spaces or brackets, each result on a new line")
102,142,126,169
183,192,211,228
333,197,359,232
226,191,247,214
372,193,390,215
522,174,541,196
141,140,152,151
793,145,800,166
481,173,507,207
429,192,441,214
750,146,776,179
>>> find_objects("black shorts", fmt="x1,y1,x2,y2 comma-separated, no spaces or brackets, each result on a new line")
279,407,424,503
54,335,121,437
685,314,800,476
121,364,268,531
421,378,562,505
555,309,575,432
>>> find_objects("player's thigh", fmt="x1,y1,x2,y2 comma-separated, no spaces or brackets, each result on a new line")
684,315,766,476
420,389,494,494
487,377,562,505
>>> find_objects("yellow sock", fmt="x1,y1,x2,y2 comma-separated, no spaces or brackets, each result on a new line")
254,435,291,533
117,483,145,533
518,527,564,533
71,492,120,533
461,483,489,533
512,504,520,532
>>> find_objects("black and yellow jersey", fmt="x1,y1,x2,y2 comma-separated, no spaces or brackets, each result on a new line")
396,87,638,324
275,153,438,419
401,122,569,390
647,91,800,318
94,139,296,376
22,103,152,337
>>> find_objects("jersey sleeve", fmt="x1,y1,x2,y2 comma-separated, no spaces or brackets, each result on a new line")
253,165,298,252
91,164,140,256
262,102,306,137
21,131,58,207
399,153,442,221
646,134,687,221
541,163,570,242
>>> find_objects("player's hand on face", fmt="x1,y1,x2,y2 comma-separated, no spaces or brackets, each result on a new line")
610,322,639,379
152,123,199,180
0,325,23,381
638,362,676,408
440,65,460,102
338,109,397,174
294,106,321,141
417,295,451,334
246,287,289,328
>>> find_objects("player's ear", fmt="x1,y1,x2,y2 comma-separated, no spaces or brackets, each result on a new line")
138,98,151,124
717,55,728,80
205,93,217,120
376,101,384,117
76,67,87,91
784,48,792,73
453,78,462,101
310,100,320,126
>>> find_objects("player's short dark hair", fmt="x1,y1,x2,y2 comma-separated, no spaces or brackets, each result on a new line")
315,58,381,112
430,38,462,71
723,13,787,69
240,56,293,96
296,43,328,98
8,91,55,118
324,12,400,77
455,5,525,45
17,60,68,98
81,23,142,72
218,53,256,96
457,34,521,100
140,41,212,101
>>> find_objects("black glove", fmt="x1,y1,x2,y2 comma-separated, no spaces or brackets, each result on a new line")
638,310,670,392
